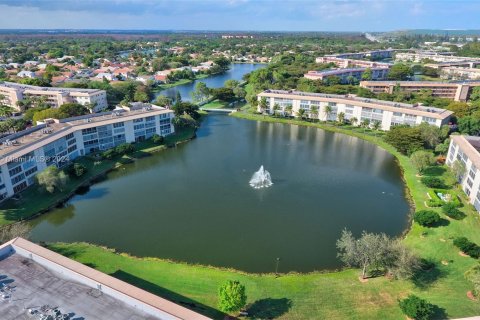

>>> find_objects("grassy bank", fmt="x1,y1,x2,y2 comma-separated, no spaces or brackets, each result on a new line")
0,126,197,226
48,112,480,319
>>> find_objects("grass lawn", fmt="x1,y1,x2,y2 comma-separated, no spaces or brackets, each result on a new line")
0,126,197,226
200,99,229,109
47,111,480,319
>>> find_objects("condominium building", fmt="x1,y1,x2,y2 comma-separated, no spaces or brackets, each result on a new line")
0,102,174,201
257,90,453,130
359,81,480,101
0,237,210,320
0,81,108,112
326,49,395,60
304,67,389,83
446,135,480,212
315,56,392,69
395,51,480,63
440,67,480,81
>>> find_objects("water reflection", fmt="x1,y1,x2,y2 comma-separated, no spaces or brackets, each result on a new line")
29,115,410,273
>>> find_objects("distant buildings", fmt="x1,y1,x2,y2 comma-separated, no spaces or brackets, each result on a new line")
0,81,108,112
395,51,480,63
440,67,480,81
304,67,389,83
0,103,174,201
316,56,392,69
257,90,453,131
447,135,480,212
324,49,395,60
359,80,480,101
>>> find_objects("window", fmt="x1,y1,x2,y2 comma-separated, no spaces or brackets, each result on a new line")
113,122,124,128
133,118,144,123
9,166,22,177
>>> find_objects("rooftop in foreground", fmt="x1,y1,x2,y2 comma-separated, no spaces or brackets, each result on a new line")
0,238,210,320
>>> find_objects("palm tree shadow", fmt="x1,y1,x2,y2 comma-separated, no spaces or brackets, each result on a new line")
246,298,292,319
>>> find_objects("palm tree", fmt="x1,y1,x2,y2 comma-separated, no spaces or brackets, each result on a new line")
324,105,333,122
350,117,358,127
0,105,14,118
310,106,319,122
372,120,382,131
259,97,268,113
296,108,306,120
337,112,345,125
285,104,293,118
272,103,280,117
361,119,371,133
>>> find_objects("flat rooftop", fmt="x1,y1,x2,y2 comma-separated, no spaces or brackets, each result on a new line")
307,67,387,76
0,253,158,320
0,81,103,94
360,80,480,86
0,105,173,160
259,89,453,117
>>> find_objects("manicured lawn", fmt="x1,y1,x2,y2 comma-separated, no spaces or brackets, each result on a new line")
47,112,480,319
201,99,229,109
0,126,197,226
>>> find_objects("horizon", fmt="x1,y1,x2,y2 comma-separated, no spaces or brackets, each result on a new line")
0,0,479,31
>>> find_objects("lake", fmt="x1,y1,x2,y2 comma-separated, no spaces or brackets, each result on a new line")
157,63,265,101
29,115,410,273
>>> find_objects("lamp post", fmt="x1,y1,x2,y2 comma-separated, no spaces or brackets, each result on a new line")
275,257,280,277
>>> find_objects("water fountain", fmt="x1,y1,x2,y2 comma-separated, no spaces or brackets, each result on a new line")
249,165,273,189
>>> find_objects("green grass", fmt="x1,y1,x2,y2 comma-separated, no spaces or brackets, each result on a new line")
0,126,196,226
46,112,480,319
201,99,229,109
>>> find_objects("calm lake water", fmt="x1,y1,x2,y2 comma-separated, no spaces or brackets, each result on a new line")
29,115,410,273
157,63,265,101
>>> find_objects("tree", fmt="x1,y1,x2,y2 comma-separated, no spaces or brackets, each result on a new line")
418,123,443,149
458,116,480,135
192,82,210,103
36,166,68,193
360,118,370,129
447,101,470,118
386,240,421,280
59,103,89,117
324,105,333,122
337,112,345,124
385,126,423,155
0,223,31,244
414,210,440,227
154,95,172,107
259,97,268,113
213,56,231,71
410,150,436,174
69,163,87,177
0,105,14,118
310,105,319,121
218,280,247,313
272,103,281,116
387,63,413,80
224,79,240,89
134,90,149,102
451,160,466,182
336,229,390,279
350,117,358,126
372,120,381,131
285,104,293,117
361,68,372,80
296,108,306,120
212,87,235,102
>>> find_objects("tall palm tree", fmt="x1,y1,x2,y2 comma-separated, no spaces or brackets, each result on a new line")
372,120,382,131
272,103,280,117
337,112,345,125
0,105,14,118
361,119,371,133
296,108,306,120
259,97,268,113
324,105,333,122
285,104,293,118
350,117,358,127
310,106,319,122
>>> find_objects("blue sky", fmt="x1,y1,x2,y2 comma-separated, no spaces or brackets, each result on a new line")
0,0,478,31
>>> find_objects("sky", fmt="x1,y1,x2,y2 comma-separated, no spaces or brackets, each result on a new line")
0,0,478,32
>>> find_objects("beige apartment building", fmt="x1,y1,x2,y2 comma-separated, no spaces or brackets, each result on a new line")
258,90,453,131
440,67,480,81
359,81,480,101
0,81,108,112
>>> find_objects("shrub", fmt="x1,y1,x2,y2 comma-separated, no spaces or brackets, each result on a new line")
101,149,117,160
426,198,442,207
442,202,465,220
399,295,434,320
454,237,480,258
414,210,440,227
152,134,164,144
421,177,445,188
68,163,87,177
218,280,247,313
115,143,135,155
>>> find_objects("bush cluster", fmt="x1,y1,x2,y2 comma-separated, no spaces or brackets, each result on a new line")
442,202,465,220
399,294,434,320
413,210,440,227
453,237,480,258
67,163,87,177
421,176,445,188
101,143,135,160
152,134,164,144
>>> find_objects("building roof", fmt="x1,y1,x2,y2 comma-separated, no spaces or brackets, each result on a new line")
0,238,210,320
451,135,480,170
258,89,453,120
0,81,103,94
306,67,388,77
360,80,480,87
